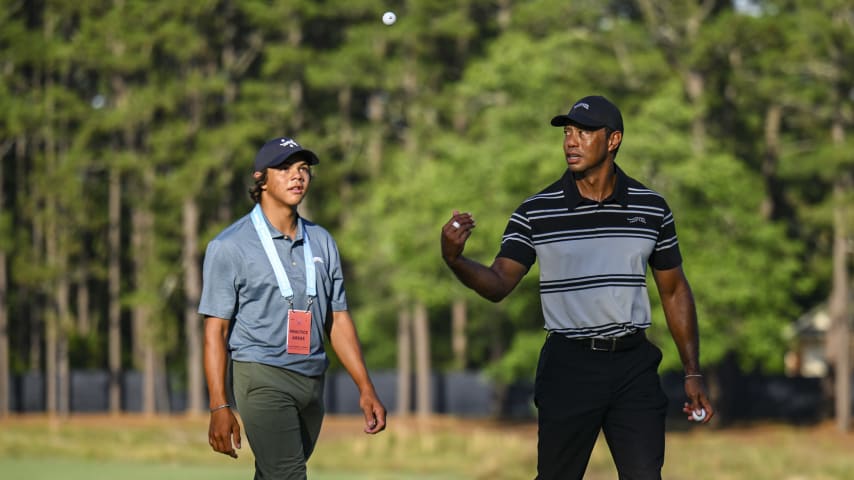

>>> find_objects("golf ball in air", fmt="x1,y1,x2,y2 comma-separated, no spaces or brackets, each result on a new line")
691,408,707,422
382,11,396,25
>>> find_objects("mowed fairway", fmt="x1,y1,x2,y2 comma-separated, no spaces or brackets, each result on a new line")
1,414,852,479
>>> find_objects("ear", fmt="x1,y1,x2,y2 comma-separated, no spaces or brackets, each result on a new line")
608,130,623,152
253,170,268,191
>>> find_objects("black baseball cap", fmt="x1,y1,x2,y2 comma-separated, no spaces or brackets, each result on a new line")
550,95,623,132
253,137,320,172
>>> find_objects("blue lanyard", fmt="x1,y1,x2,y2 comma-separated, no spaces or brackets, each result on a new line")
250,204,317,304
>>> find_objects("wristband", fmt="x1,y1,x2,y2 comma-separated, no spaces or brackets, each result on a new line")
684,374,703,379
210,403,231,413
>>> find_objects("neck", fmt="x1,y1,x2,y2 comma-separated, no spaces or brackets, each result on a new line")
574,162,616,202
259,201,299,239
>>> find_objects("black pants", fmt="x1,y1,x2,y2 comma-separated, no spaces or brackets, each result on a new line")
534,333,668,480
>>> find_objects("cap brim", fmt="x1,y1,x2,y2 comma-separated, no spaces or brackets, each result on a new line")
550,113,605,129
297,150,320,165
550,115,571,126
266,149,320,169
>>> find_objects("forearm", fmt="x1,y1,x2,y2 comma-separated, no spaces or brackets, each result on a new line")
329,312,376,393
662,284,701,374
444,255,527,303
203,317,231,408
443,256,502,301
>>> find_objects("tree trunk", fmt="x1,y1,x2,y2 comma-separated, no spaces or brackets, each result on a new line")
496,0,511,30
156,352,170,414
125,135,145,373
685,70,706,154
29,214,43,373
183,198,204,415
829,183,850,432
396,308,412,416
108,166,122,414
56,272,70,416
0,140,9,417
287,23,304,132
0,228,7,417
337,85,355,225
53,139,72,418
75,262,91,336
142,340,156,415
829,122,851,432
181,72,205,416
45,309,57,415
452,299,467,370
45,208,59,416
132,204,156,415
413,302,431,418
131,298,145,371
131,166,156,414
43,105,71,418
760,104,782,220
366,92,386,177
363,36,388,177
42,32,59,416
0,247,6,417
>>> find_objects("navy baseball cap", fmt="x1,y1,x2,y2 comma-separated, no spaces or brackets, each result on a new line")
253,137,320,172
550,95,623,132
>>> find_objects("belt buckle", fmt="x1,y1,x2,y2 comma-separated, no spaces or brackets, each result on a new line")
590,337,616,352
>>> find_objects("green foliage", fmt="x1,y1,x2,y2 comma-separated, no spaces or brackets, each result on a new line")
0,0,848,392
485,330,545,384
648,150,803,372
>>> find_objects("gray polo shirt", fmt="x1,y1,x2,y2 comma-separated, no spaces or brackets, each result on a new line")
198,208,348,376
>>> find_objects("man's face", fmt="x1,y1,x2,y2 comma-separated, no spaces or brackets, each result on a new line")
562,123,620,173
256,158,312,207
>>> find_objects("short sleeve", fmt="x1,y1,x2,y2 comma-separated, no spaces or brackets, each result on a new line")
649,202,683,270
496,205,536,269
198,239,240,319
325,235,349,312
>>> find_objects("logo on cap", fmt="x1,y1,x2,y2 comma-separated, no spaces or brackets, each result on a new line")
280,138,299,148
573,102,590,111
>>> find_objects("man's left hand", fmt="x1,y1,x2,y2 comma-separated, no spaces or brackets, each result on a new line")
360,391,387,434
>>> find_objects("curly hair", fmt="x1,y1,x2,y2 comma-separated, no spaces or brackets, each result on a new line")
249,170,267,203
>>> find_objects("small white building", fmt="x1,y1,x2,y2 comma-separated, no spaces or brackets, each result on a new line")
786,296,854,378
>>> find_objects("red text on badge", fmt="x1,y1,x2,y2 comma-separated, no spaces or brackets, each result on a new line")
287,309,312,355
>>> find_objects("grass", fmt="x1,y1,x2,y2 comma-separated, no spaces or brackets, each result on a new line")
0,414,852,479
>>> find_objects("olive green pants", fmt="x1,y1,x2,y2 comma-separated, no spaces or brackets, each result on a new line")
232,361,325,480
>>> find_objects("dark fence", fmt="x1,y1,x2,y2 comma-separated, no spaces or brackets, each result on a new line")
6,368,843,425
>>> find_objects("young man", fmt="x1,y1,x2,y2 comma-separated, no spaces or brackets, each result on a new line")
440,96,713,479
200,137,386,479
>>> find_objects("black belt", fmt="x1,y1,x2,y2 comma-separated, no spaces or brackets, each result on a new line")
561,330,646,352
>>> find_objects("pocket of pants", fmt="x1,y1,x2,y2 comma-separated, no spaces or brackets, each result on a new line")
533,339,553,408
646,340,663,368
232,360,253,403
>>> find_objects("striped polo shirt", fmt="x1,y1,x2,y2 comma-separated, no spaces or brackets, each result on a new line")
497,165,682,338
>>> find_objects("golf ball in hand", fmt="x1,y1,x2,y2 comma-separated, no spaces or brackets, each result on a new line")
382,11,396,25
691,408,707,422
